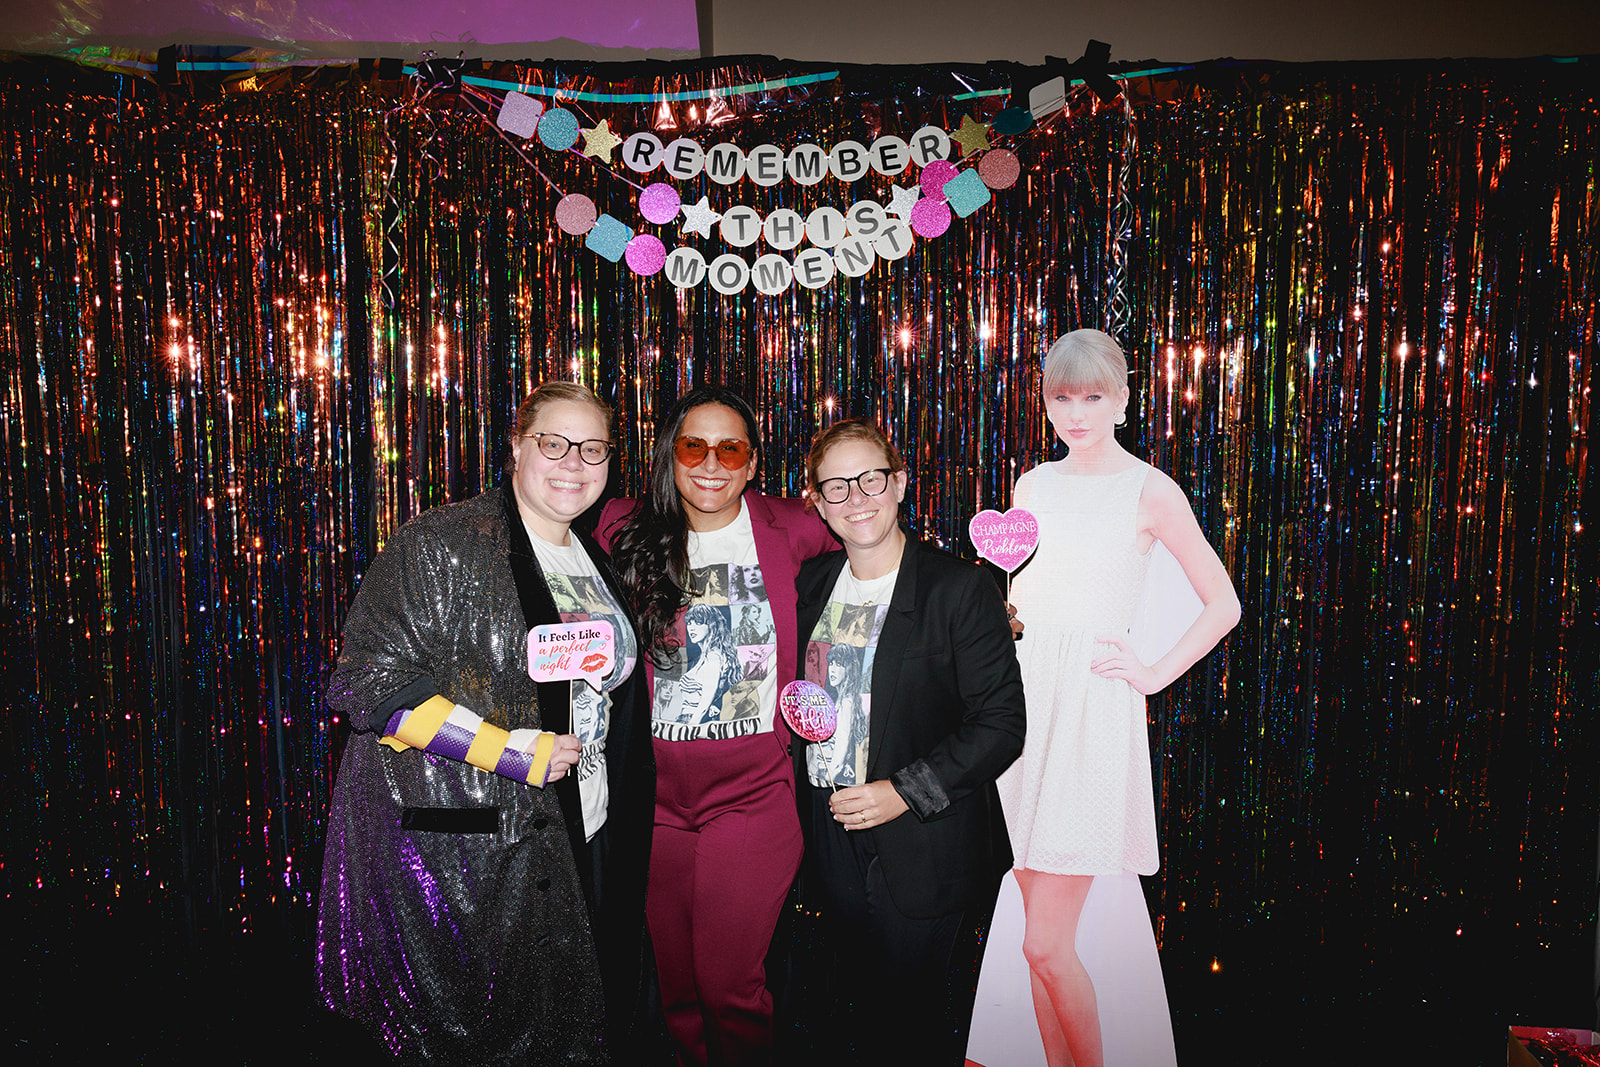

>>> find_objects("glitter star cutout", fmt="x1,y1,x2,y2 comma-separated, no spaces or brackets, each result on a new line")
887,183,922,220
679,195,723,237
950,114,991,157
580,119,624,162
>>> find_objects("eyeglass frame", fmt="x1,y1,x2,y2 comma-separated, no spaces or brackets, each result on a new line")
673,435,754,470
814,467,899,504
520,432,613,465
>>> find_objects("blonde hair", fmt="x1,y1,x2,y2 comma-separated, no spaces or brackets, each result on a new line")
505,381,612,474
1041,329,1129,396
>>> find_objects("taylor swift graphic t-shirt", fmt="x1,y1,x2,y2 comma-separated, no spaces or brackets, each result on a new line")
802,565,898,787
650,500,781,742
526,528,638,840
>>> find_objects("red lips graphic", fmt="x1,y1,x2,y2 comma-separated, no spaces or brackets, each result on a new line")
580,652,608,672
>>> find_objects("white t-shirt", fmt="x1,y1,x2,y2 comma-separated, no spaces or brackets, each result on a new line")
802,564,899,787
650,499,781,742
526,526,638,841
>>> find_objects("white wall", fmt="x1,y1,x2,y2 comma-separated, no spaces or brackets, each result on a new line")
711,0,1600,64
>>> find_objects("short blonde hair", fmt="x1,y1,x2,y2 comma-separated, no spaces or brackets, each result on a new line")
505,381,612,474
806,419,907,489
1042,329,1129,396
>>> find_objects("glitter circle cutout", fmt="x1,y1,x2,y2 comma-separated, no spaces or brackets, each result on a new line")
780,680,837,742
638,183,682,225
979,149,1021,190
910,197,952,238
919,159,958,198
538,108,581,151
624,234,667,276
555,194,598,235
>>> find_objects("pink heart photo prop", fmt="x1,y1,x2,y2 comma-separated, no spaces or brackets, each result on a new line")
969,508,1040,573
779,680,837,743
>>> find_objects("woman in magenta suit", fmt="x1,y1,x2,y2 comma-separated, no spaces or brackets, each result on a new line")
598,386,836,1067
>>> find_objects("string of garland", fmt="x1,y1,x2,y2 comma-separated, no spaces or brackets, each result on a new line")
375,53,1070,301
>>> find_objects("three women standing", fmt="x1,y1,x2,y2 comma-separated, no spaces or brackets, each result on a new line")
316,348,1234,1067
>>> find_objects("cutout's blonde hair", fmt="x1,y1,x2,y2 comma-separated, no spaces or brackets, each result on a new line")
1042,329,1129,396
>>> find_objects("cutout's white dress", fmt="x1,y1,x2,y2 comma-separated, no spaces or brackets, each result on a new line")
998,461,1158,876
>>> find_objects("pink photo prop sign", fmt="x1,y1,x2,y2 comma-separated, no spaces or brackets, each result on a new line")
969,508,1041,573
779,680,837,743
527,620,615,692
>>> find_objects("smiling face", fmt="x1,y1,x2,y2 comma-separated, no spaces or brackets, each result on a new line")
813,437,907,573
673,403,758,532
1045,382,1129,453
511,398,610,545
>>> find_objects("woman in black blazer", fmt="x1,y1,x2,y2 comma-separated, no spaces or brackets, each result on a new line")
790,419,1025,1066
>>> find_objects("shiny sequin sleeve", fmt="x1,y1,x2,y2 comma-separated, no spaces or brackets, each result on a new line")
325,490,547,735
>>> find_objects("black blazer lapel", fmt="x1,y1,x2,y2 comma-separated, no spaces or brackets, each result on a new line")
502,481,573,728
865,534,918,779
501,482,587,868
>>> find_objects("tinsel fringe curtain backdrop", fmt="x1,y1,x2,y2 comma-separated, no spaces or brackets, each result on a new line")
0,52,1595,1061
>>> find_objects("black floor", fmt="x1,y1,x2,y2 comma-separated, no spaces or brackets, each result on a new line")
5,896,1595,1065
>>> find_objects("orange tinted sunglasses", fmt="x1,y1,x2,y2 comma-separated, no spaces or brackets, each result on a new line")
674,436,753,470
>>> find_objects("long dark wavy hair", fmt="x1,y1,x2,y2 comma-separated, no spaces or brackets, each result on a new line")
610,385,763,667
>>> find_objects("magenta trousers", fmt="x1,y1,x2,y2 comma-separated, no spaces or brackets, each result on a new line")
648,730,802,1067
